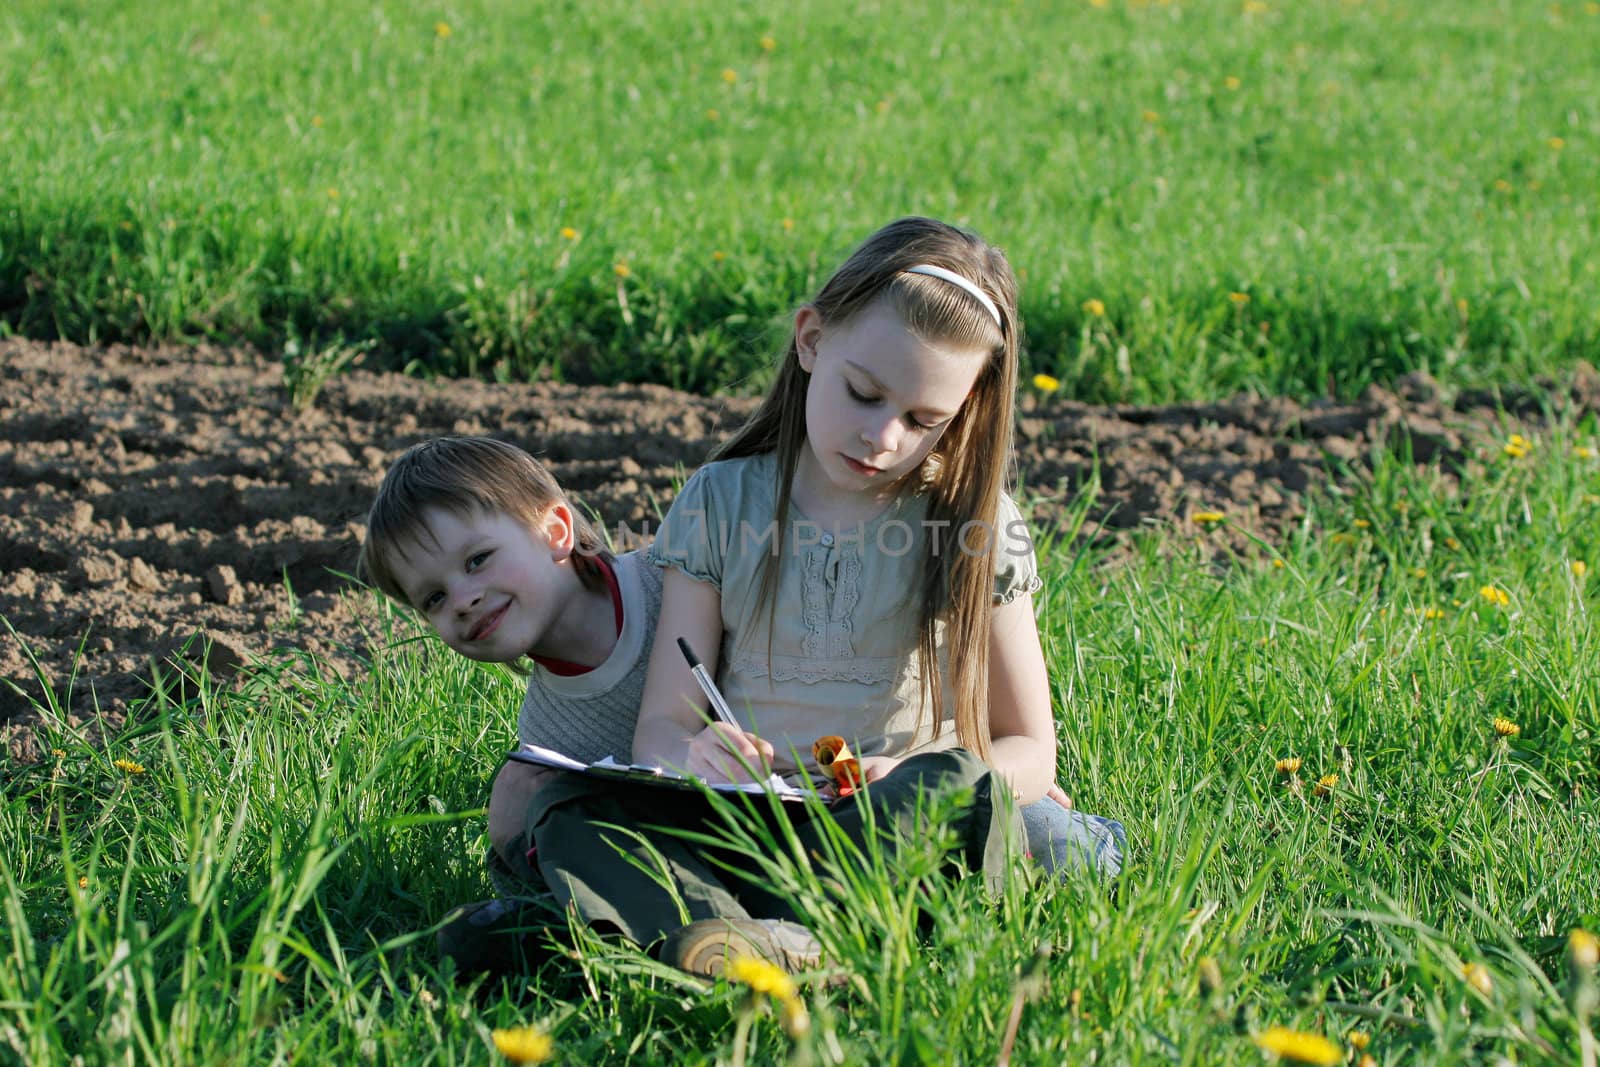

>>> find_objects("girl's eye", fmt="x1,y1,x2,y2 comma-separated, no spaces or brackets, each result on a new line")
467,551,491,571
421,591,444,612
845,383,876,405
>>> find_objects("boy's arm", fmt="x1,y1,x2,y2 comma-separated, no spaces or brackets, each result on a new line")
631,568,773,782
985,591,1058,806
487,760,562,881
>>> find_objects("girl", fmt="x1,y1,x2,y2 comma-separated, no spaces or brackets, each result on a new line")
636,216,1123,884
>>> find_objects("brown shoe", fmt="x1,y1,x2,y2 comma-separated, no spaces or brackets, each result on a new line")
658,918,822,977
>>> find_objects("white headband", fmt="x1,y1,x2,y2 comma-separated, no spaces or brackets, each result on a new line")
902,263,1003,331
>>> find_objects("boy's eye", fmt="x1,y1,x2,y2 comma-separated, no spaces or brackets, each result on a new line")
421,591,444,612
467,551,491,571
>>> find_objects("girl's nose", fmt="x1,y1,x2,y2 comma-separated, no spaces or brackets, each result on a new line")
861,413,903,455
452,584,483,614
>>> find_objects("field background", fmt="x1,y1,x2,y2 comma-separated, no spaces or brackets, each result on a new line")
2,0,1596,399
4,1,1600,1065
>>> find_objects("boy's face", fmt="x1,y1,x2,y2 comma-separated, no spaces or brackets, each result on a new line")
388,505,576,663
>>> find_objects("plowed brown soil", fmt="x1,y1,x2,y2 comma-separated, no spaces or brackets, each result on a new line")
3,338,1593,762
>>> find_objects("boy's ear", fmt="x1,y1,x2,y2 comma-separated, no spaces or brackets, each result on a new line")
541,502,577,561
794,305,823,373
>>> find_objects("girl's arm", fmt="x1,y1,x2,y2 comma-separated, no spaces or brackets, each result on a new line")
631,568,775,781
984,591,1057,805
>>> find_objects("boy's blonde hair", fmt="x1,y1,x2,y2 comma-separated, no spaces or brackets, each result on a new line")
360,436,612,605
713,216,1022,760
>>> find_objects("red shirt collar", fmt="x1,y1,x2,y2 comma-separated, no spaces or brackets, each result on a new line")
529,555,623,677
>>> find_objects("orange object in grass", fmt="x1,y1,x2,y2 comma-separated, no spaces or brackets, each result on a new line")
813,735,862,797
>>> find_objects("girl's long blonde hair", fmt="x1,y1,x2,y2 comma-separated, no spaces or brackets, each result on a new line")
712,217,1022,759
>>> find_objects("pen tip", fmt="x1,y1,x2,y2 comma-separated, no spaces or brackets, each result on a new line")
676,636,699,667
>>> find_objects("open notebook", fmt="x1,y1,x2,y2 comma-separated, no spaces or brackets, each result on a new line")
506,743,815,803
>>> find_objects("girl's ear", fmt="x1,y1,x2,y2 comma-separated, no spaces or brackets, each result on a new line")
541,502,577,561
794,305,824,373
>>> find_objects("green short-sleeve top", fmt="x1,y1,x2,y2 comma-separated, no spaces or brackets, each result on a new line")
647,453,1043,777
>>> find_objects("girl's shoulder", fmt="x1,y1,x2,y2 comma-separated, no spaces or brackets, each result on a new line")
674,452,780,511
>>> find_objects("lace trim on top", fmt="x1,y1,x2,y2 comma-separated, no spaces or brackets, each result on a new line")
727,647,900,685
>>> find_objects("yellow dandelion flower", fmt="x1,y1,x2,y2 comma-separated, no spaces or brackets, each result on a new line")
1142,109,1161,124
1224,75,1242,90
1573,560,1588,578
875,98,891,113
1456,297,1469,314
729,955,796,999
113,758,146,775
712,250,726,262
1423,607,1446,620
1032,373,1061,393
326,187,340,199
1478,585,1509,607
78,875,89,889
1492,716,1520,738
1569,928,1600,970
1252,1026,1341,1065
1494,179,1514,193
721,67,738,83
434,21,451,38
1242,0,1271,13
782,217,795,232
1228,291,1250,306
1313,773,1338,797
1574,446,1594,459
1353,519,1370,528
1328,532,1356,545
559,227,578,241
1347,1029,1370,1050
1588,0,1600,13
1548,136,1567,150
491,1025,554,1063
311,114,324,128
1272,559,1286,569
1410,567,1427,578
705,108,721,121
1462,962,1493,996
1090,0,1110,7
1443,536,1460,550
1503,441,1527,458
1191,511,1226,525
1082,297,1106,317
1275,757,1302,776
759,35,777,51
53,748,66,758
613,262,631,279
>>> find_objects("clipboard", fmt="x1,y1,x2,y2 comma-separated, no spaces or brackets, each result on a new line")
505,744,823,807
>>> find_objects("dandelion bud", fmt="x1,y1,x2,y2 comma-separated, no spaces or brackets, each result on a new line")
1570,928,1600,972
1462,962,1494,997
1197,956,1224,1000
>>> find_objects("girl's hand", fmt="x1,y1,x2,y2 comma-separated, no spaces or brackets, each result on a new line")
686,723,775,784
856,755,905,785
1045,782,1073,811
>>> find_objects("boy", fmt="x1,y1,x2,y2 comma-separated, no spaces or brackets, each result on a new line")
360,435,664,974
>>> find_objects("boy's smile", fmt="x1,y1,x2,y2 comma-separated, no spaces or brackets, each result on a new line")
388,506,590,664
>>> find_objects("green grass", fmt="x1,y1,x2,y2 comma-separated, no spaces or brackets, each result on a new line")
3,0,1598,400
5,428,1598,1064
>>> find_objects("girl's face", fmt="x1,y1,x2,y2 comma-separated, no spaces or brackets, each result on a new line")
795,298,988,498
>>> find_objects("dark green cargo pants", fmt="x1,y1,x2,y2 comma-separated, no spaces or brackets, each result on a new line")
520,748,1022,948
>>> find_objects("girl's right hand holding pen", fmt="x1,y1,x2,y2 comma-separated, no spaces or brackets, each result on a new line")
686,722,775,784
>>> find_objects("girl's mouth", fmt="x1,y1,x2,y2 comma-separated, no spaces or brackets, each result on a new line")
467,603,507,642
842,455,882,475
